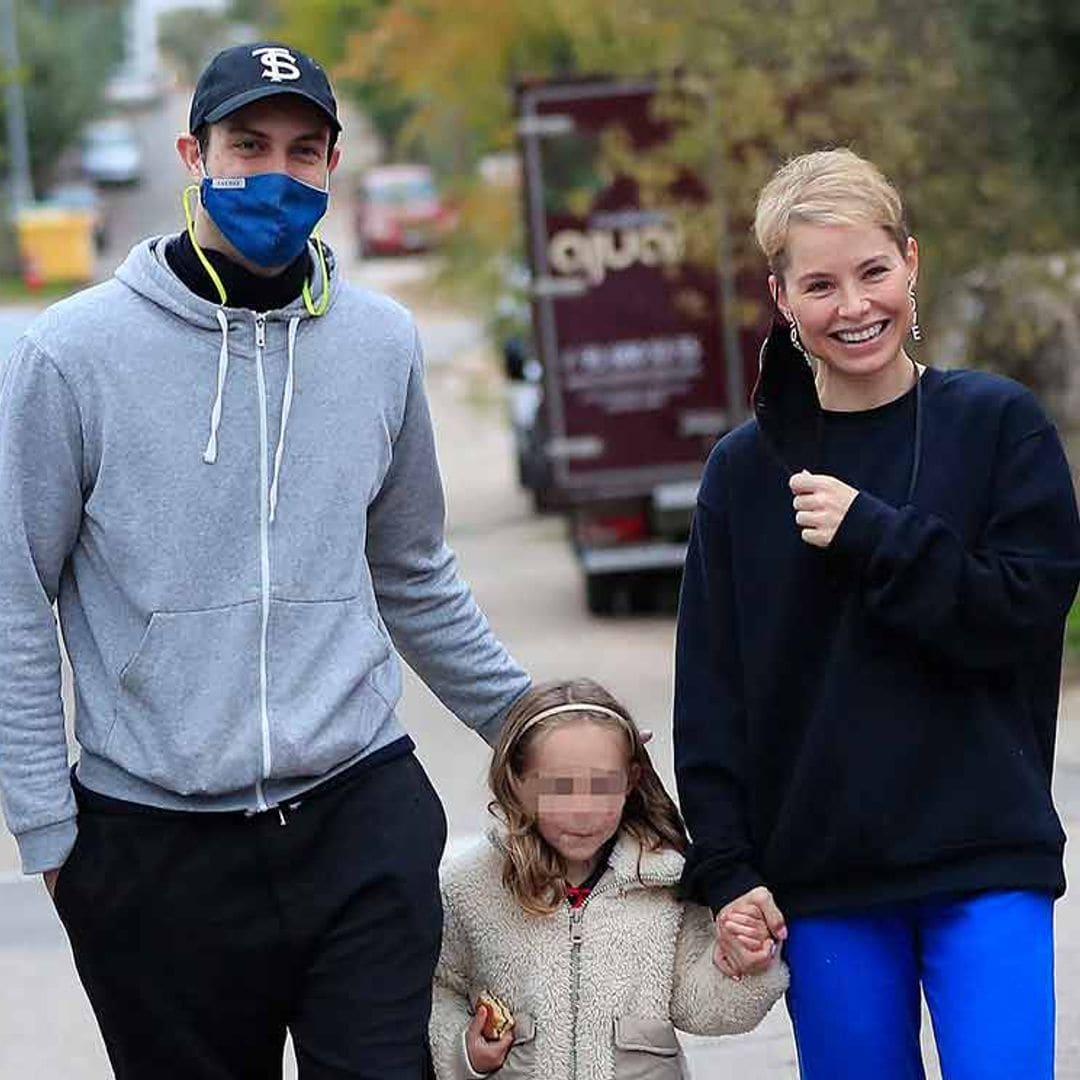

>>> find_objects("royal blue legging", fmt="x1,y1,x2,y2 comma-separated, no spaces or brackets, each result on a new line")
784,890,1055,1080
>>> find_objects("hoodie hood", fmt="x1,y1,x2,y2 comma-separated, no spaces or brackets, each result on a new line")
113,234,340,520
113,233,339,326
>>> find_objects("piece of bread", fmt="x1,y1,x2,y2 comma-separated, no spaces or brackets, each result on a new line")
477,991,514,1039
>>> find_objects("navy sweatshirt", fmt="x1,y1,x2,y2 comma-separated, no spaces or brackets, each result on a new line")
675,323,1080,916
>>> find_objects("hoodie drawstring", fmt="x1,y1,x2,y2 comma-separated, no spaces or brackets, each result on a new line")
203,313,300,524
269,317,299,523
203,309,231,463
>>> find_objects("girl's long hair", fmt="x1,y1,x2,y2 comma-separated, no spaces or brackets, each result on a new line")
488,678,688,916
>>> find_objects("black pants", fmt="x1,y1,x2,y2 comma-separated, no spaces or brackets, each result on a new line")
54,751,446,1079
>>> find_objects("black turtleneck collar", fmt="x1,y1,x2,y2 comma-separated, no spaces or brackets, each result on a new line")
165,231,311,312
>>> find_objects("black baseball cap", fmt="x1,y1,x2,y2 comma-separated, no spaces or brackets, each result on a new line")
189,42,341,134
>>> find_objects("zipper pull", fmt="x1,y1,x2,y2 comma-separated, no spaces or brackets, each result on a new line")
255,314,266,350
569,907,584,945
277,806,287,826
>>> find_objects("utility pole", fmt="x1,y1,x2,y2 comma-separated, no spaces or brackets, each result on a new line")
1,0,33,211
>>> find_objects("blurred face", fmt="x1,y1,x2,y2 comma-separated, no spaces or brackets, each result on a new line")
774,222,918,388
519,720,634,873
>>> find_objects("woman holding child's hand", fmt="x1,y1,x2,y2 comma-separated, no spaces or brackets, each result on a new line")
714,887,787,978
674,149,1080,1078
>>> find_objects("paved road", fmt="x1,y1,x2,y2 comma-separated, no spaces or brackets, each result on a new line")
2,91,1080,1078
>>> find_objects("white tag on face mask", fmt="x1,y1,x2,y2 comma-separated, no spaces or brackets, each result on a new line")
211,177,246,189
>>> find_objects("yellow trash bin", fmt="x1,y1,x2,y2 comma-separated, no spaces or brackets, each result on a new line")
15,205,96,285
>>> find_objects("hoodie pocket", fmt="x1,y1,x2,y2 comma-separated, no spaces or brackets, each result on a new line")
613,1017,683,1080
109,601,262,794
493,1013,536,1078
265,595,398,778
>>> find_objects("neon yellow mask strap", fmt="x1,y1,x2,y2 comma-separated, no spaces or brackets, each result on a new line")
183,184,228,307
185,184,328,316
302,227,330,317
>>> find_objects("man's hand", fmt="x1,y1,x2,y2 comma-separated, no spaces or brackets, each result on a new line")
43,868,60,899
714,885,787,978
464,1003,514,1075
790,470,858,548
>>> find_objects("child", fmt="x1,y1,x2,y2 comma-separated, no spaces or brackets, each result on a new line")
429,679,787,1079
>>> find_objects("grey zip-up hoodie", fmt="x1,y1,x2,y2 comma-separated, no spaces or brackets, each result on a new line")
0,237,529,874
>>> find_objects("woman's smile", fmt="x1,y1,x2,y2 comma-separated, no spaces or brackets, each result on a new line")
832,319,889,346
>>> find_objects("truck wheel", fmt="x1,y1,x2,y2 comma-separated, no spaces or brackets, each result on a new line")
635,571,680,615
585,573,615,616
660,570,683,615
585,574,635,616
531,482,558,514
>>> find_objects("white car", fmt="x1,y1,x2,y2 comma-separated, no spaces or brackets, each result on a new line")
104,71,164,109
81,120,143,185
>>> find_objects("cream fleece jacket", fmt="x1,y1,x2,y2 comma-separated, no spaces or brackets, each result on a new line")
430,830,788,1080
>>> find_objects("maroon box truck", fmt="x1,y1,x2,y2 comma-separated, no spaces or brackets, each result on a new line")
512,75,762,614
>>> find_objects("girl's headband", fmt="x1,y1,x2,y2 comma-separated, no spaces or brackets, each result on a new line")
518,702,633,739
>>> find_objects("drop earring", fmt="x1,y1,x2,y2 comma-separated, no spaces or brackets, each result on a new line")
787,316,809,362
908,278,922,342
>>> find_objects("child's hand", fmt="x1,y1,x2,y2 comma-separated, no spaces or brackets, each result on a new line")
714,920,774,978
465,1003,514,1074
713,886,787,978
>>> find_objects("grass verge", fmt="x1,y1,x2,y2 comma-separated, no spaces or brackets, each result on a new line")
1065,599,1080,683
0,276,86,303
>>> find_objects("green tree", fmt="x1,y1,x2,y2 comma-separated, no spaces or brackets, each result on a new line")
2,3,121,194
264,0,412,149
961,0,1080,219
157,6,232,85
269,0,1075,327
228,0,281,23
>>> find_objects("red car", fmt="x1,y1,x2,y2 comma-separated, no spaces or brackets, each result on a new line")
354,164,455,257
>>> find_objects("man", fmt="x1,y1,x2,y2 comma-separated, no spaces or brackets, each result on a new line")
0,43,528,1079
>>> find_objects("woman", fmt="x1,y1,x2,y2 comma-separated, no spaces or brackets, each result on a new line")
673,148,1080,1078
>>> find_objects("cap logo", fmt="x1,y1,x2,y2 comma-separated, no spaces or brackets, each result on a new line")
252,46,301,84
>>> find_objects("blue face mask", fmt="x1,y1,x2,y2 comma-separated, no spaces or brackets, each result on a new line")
200,169,329,268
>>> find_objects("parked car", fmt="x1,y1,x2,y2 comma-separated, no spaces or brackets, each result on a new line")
354,164,454,257
42,180,109,251
104,69,165,110
491,257,555,510
80,119,143,185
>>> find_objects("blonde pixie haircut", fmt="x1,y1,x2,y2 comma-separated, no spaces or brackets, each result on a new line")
754,148,908,278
